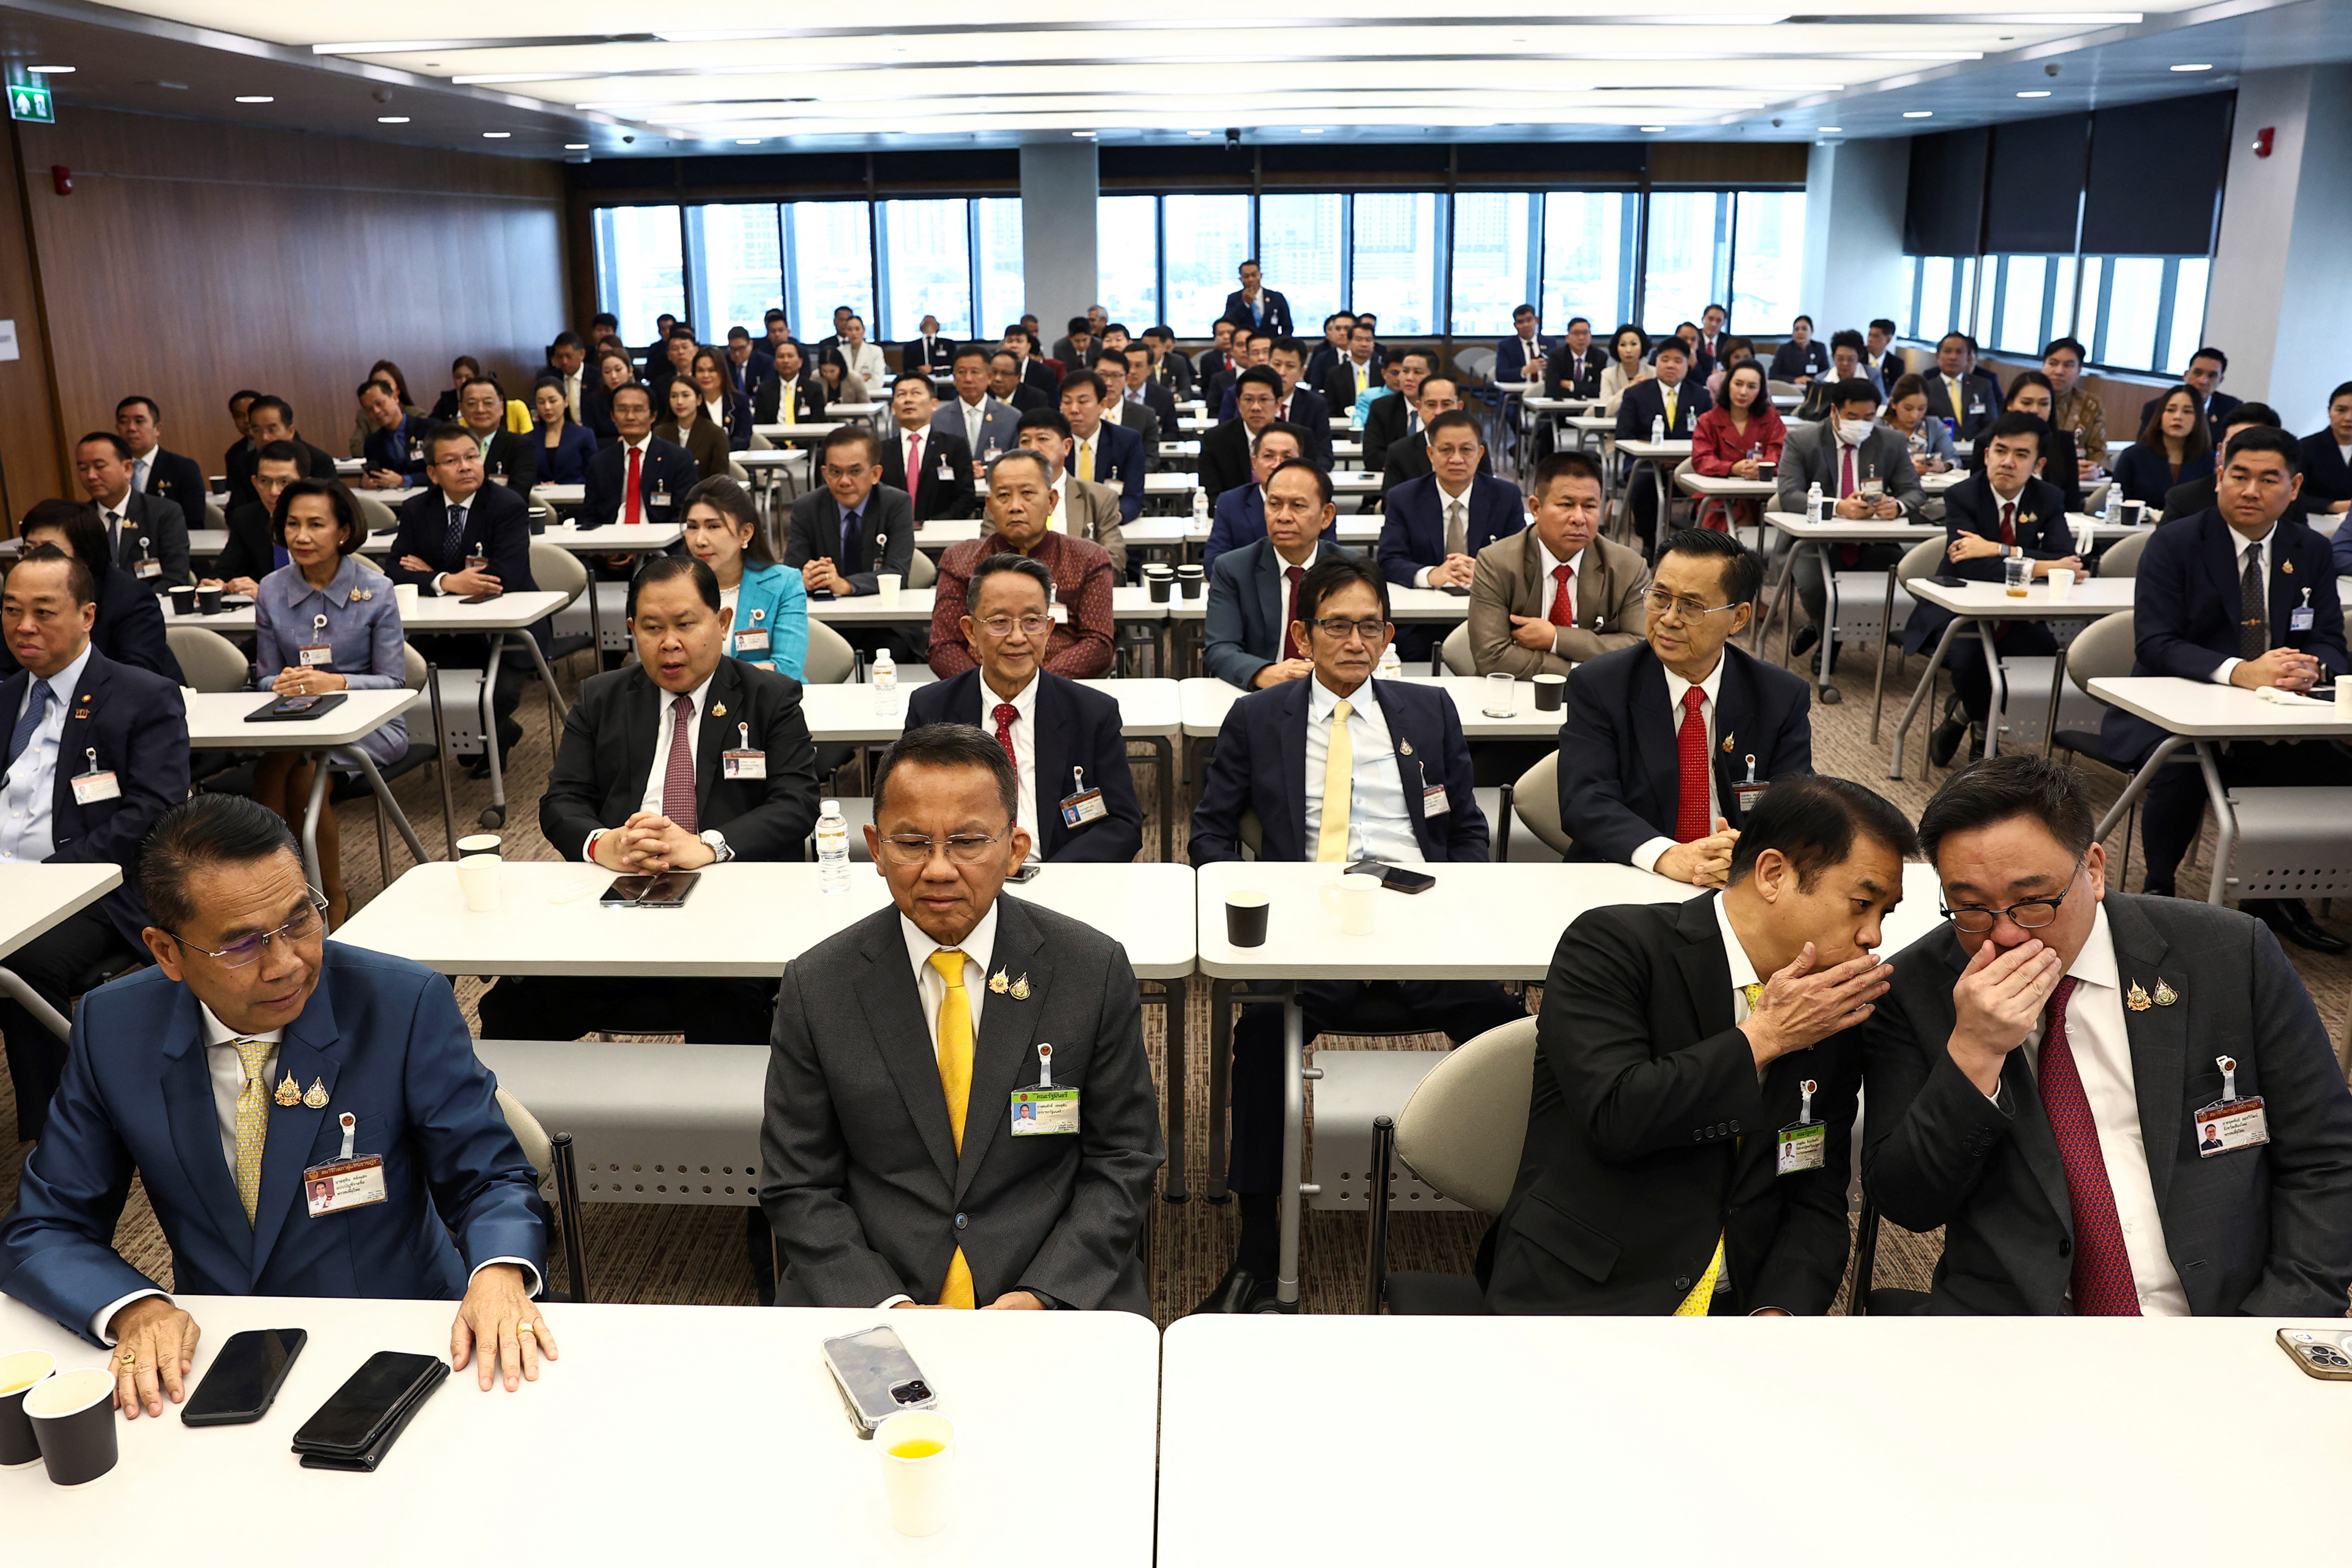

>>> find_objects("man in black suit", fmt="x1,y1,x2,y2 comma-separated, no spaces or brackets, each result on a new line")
222,389,260,500
389,424,541,767
1220,259,1293,337
0,549,190,1138
1260,338,1333,469
2169,404,2298,523
1304,311,1356,390
1188,553,1524,1312
479,557,819,1046
583,382,699,530
1118,345,1182,436
206,441,304,595
1192,319,1239,391
1321,320,1385,416
1863,753,2352,1315
752,340,829,427
1863,318,1904,390
1921,333,2003,444
1559,529,1811,884
905,553,1142,863
783,427,918,660
1205,329,1271,423
454,376,538,494
1614,337,1713,551
1377,375,1493,494
723,327,767,408
2098,427,2352,948
112,398,209,541
1914,412,2085,765
1096,350,1164,466
990,351,1049,415
1000,326,1059,397
1197,366,1289,507
1360,350,1435,473
73,431,190,593
2140,346,2241,441
1545,316,1609,399
1140,325,1194,397
902,315,957,375
1488,775,1915,1314
236,396,339,502
543,332,591,427
878,374,977,523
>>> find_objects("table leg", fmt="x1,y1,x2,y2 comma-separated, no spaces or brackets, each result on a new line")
1277,989,1305,1310
585,572,604,662
517,622,572,726
1885,614,1972,779
345,747,431,871
2043,648,2068,759
1205,978,1233,1203
1138,733,1175,865
480,632,508,828
299,748,331,889
1871,567,1898,744
1976,622,2003,759
2092,733,2194,842
1816,549,1842,703
1162,975,1190,1203
2197,740,2237,905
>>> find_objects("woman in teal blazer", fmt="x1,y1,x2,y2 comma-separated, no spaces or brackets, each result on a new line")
682,475,809,679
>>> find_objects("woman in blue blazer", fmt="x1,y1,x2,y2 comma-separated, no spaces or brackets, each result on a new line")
529,376,599,484
2113,384,2213,506
682,475,809,680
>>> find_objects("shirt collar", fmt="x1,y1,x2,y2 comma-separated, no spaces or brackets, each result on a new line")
899,901,1001,986
287,554,364,608
621,434,652,454
1661,650,1726,712
1436,477,1474,506
37,643,95,704
2069,901,2120,992
659,670,718,723
983,667,1041,715
199,1002,284,1049
439,486,479,511
1308,671,1380,723
1709,892,1761,994
1536,536,1585,583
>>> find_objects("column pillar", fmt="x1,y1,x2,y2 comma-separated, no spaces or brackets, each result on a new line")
1018,142,1099,341
1797,136,1909,334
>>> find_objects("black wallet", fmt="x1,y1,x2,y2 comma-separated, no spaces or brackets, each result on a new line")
245,692,349,723
291,1352,449,1472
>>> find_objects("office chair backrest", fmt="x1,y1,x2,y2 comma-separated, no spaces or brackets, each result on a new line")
1394,1015,1539,1214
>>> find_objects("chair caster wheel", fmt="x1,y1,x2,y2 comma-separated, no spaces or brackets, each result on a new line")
1819,685,1843,705
479,807,505,829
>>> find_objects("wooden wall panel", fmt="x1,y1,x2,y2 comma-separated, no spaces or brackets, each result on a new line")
11,106,568,501
0,118,65,517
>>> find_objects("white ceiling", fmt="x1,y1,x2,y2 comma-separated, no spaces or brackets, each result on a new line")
5,0,2349,157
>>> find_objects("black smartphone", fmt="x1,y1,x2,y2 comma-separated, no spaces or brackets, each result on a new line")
1436,584,1473,597
459,591,499,605
290,1351,446,1463
1346,859,1436,894
183,1328,307,1427
600,871,701,908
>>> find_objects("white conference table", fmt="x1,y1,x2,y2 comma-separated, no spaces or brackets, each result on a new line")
360,521,680,663
751,422,846,443
184,689,424,886
1178,674,1561,744
1886,576,2138,777
2086,676,2352,904
1614,437,1692,530
1191,859,1947,1307
0,864,122,1040
1158,1314,2352,1565
0,1291,1158,1568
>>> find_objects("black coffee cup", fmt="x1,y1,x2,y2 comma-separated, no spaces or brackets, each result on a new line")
197,586,224,614
1144,565,1173,603
26,1367,117,1485
0,1349,56,1467
1756,462,1776,482
1177,565,1205,600
167,585,197,617
1226,892,1270,948
2121,500,2145,527
1532,672,1567,712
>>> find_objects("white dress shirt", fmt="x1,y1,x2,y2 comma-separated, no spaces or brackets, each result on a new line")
429,484,482,595
979,670,1042,862
957,395,987,452
2209,522,2274,687
1,644,94,868
1631,653,1726,876
2002,903,2190,1316
1302,673,1422,864
580,671,716,861
1414,478,1477,589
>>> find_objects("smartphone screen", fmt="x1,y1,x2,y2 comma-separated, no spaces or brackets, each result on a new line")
1347,859,1436,894
295,1352,433,1449
183,1328,305,1426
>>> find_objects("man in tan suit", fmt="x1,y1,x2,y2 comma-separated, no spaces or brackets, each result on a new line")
1016,409,1126,576
1468,451,1649,677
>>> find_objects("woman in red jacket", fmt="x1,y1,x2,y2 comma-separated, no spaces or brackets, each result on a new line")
1689,360,1788,529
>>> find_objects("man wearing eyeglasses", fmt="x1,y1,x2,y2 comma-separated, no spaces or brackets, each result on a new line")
1557,528,1812,885
0,794,553,1418
760,723,1163,1311
476,556,818,1048
1188,553,1524,1313
1861,754,2352,1315
904,554,1142,863
930,451,1118,681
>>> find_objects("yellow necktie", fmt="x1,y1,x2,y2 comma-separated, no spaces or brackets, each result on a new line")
1675,981,1764,1316
927,950,977,1308
231,1038,274,1226
1077,438,1094,483
1316,699,1354,862
1663,387,1677,429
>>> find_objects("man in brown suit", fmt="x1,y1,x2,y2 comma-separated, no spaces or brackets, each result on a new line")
1467,451,1649,678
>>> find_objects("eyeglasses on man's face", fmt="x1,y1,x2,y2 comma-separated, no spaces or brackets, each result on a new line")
1309,617,1386,642
977,615,1052,640
170,891,329,969
1644,590,1742,624
1939,858,2086,934
879,832,1007,867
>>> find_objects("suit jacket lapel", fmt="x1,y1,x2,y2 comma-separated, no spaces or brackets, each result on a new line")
1712,653,1753,824
250,968,346,1279
1386,688,1434,856
2202,512,2246,627
2270,526,2307,645
159,989,255,1275
49,657,108,827
620,670,658,817
2106,897,2185,1217
851,914,960,1188
1279,678,1312,858
954,899,1053,1203
1671,894,1736,1041
1256,543,1285,656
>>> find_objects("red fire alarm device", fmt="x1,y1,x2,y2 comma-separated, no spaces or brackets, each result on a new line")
50,165,71,195
2253,127,2275,159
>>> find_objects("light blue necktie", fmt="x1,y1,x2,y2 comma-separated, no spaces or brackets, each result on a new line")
6,680,55,777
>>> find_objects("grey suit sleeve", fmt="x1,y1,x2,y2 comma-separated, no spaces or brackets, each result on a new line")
2237,919,2352,1315
759,963,910,1306
1202,560,1271,689
1014,944,1163,1309
142,498,194,588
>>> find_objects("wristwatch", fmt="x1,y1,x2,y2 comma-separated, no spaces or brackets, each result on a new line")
699,829,734,864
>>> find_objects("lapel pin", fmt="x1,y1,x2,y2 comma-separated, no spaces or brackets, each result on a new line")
989,968,1010,995
1398,738,1413,756
712,701,728,718
1010,974,1031,1001
71,709,89,720
2153,977,2178,1007
2127,980,2153,1012
1721,732,1736,753
302,1078,329,1110
2283,559,2296,574
275,1072,302,1107
349,588,363,602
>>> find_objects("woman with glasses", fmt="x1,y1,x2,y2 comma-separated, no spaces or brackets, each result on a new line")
251,478,407,926
682,475,808,680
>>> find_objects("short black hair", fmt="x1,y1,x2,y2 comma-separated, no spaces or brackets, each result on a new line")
1268,335,1304,360
2189,345,2228,371
1252,419,1310,460
1016,406,1073,441
1265,458,1333,506
2042,336,2087,363
626,553,721,620
2222,402,2281,432
425,422,483,463
1093,349,1132,373
952,345,992,369
1651,337,1690,363
139,794,303,938
1830,376,1882,411
271,478,363,555
2220,424,2300,473
248,395,294,427
254,439,303,468
609,381,653,411
1727,775,1919,890
967,551,1053,606
17,499,107,579
451,355,482,377
1059,369,1106,402
1829,328,1866,355
819,422,881,465
1424,409,1481,444
1235,365,1284,399
1067,315,1091,335
8,541,95,608
1983,410,2047,455
76,430,132,462
1399,348,1439,373
889,371,934,396
1296,552,1389,625
551,331,585,351
1533,450,1604,495
1869,318,1897,337
116,395,161,422
228,389,261,410
680,475,776,566
1660,526,1763,607
1917,753,2094,864
874,723,1019,826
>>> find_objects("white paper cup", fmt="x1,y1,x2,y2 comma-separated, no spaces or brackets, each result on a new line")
874,572,902,608
393,583,420,617
456,853,501,912
2046,567,2074,603
2336,679,2352,719
455,833,501,858
1319,871,1381,936
876,1410,956,1537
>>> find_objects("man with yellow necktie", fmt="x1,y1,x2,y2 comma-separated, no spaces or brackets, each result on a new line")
759,725,1163,1313
1187,555,1524,1313
1484,775,1915,1316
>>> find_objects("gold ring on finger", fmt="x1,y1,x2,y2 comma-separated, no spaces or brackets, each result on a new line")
516,1323,538,1338
119,1351,138,1367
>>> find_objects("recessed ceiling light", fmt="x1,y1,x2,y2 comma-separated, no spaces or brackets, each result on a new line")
1300,127,1324,134
2017,89,2051,97
565,142,589,150
2171,62,2213,71
235,95,274,103
736,137,760,144
378,115,410,123
482,130,511,138
1903,109,1933,118
1818,126,1843,133
1186,129,1212,136
1072,129,1096,138
26,65,74,74
1640,125,1666,133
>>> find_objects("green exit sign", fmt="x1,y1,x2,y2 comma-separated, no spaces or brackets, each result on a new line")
9,82,54,124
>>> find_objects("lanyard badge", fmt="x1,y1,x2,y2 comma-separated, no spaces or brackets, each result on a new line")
1010,1042,1080,1135
70,745,121,805
1732,753,1768,817
1777,1078,1826,1175
1059,765,1107,828
2195,1054,2269,1158
306,1112,389,1217
734,605,771,654
299,611,334,668
723,720,767,780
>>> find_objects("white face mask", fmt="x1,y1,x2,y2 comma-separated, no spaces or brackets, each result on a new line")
1835,418,1874,446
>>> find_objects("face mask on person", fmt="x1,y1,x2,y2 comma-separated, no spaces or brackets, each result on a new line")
1835,418,1874,446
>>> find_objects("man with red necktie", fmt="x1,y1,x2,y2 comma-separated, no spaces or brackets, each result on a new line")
1555,528,1812,881
1862,754,2352,1316
878,373,977,523
1467,452,1651,679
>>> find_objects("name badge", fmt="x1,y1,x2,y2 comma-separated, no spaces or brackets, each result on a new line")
1010,1044,1080,1136
1731,753,1768,817
650,489,671,509
1059,767,1107,828
2293,591,2315,633
305,1156,388,1216
723,722,765,779
298,644,334,667
734,628,771,653
2196,1055,2269,1158
71,765,122,806
135,550,162,580
936,460,957,482
1777,1080,1827,1175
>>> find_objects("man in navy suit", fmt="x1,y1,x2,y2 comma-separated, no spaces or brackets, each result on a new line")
1494,304,1554,385
75,431,192,594
1220,259,1293,338
355,379,430,490
113,398,210,543
1216,339,1333,469
1058,371,1147,523
1189,553,1523,1312
1914,412,2086,765
0,795,549,1416
1204,460,1353,688
582,382,699,530
906,553,1142,862
1203,423,1332,571
1545,318,1609,400
0,549,189,1140
1921,334,2003,444
2101,427,2352,950
1614,337,1712,551
1378,410,1525,661
1558,529,1811,883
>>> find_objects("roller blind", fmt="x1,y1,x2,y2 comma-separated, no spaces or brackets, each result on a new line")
1984,113,2087,254
1901,127,1988,255
2080,92,2234,255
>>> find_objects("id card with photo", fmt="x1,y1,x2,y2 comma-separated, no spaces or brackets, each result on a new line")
304,1155,388,1217
1009,1089,1080,1135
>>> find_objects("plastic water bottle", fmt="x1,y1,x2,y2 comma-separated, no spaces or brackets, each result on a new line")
1807,480,1824,523
1377,643,1403,679
816,800,850,894
1651,414,1665,444
1192,486,1209,527
2104,483,2122,528
871,647,898,716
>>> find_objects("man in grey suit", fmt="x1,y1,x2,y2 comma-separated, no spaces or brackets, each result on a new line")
759,724,1164,1312
1862,756,2352,1315
934,346,1021,479
1773,378,1924,661
1204,461,1351,689
74,431,192,592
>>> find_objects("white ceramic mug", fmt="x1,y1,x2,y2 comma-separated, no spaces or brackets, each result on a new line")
875,1410,956,1537
456,853,501,913
875,572,902,608
1319,871,1381,936
2046,567,2074,604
